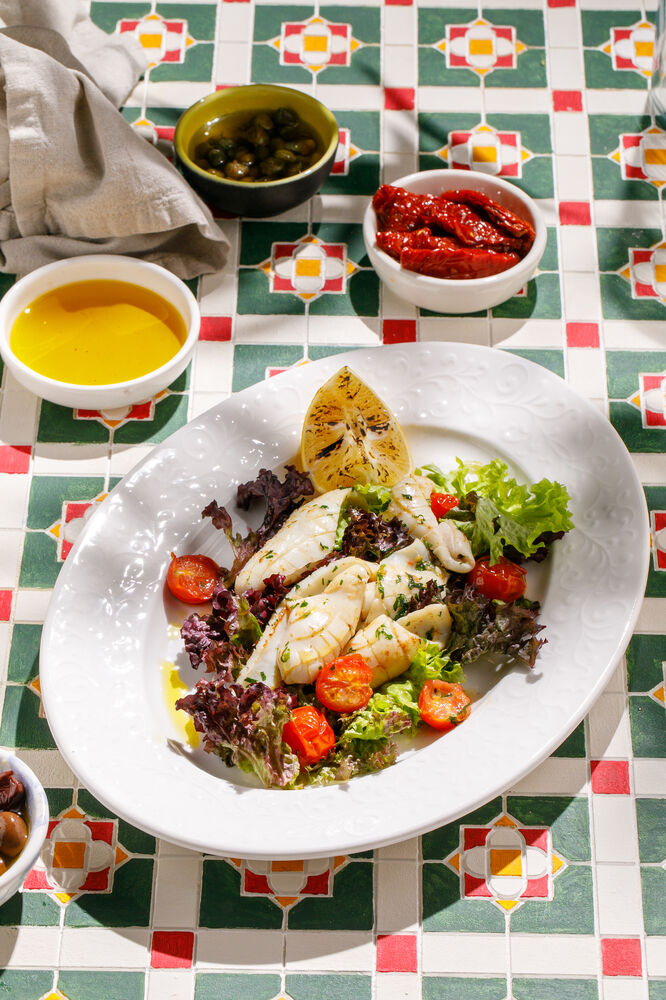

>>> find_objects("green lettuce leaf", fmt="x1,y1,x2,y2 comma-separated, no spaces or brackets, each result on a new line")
419,459,573,563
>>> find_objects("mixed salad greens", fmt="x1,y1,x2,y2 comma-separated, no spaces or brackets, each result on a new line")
167,452,573,790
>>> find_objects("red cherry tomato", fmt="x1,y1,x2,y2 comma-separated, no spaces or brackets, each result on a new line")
315,654,374,714
282,706,335,766
430,492,459,519
418,680,471,732
469,556,527,602
166,553,220,604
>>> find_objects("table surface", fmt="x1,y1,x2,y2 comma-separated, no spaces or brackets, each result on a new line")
0,1,665,998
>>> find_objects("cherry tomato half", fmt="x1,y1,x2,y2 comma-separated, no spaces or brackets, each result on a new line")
282,706,335,766
316,654,374,714
430,492,459,519
469,556,527,603
166,553,220,604
418,680,471,732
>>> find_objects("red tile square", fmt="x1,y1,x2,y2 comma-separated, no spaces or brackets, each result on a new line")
386,0,413,4
548,0,576,6
591,760,631,795
559,201,591,226
199,316,232,342
0,591,12,622
384,87,415,111
377,934,418,973
383,319,417,344
566,322,600,348
151,930,195,969
601,938,642,977
553,90,583,112
0,445,31,474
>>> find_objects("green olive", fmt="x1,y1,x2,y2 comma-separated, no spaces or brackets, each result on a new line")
207,148,227,168
225,160,250,180
275,148,298,162
194,141,212,160
260,156,286,178
286,138,316,156
252,112,274,132
237,149,257,166
0,811,27,858
274,106,299,128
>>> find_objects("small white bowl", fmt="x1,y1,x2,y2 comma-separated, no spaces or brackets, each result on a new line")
0,255,200,410
363,169,547,314
0,753,49,908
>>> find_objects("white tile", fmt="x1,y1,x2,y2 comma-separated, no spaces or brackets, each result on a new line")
484,89,551,114
588,693,633,758
418,87,483,114
561,271,601,320
157,838,204,860
604,661,627,695
509,756,587,796
218,3,254,42
0,529,22,587
646,937,666,976
59,927,150,968
375,837,419,861
383,110,419,156
422,933,507,975
285,931,374,971
382,47,417,88
153,856,202,928
33,444,109,475
0,387,40,443
192,341,234,394
594,200,661,229
380,287,418,320
141,81,220,110
375,973,421,1000
384,8,417,46
420,317,490,347
591,795,639,864
552,115,590,157
198,929,284,969
558,224,598,272
567,348,607,401
586,90,652,115
18,749,74,787
510,934,597,976
596,864,645,935
13,589,51,623
546,8,583,48
634,759,666,795
214,42,251,84
234,313,307,346
0,623,9,680
146,969,196,1000
0,476,29,529
382,153,419,184
376,861,419,932
189,392,230,420
312,194,367,223
548,48,584,89
0,926,60,968
602,980,649,1000
307,315,380,346
632,451,666,484
199,271,239,317
491,318,563,349
603,319,666,351
317,85,383,111
109,444,155,477
555,156,591,201
636,597,666,633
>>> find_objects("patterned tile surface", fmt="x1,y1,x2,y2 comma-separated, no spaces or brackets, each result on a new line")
0,1,664,998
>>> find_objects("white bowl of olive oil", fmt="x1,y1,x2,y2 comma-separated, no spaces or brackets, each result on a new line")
0,255,200,410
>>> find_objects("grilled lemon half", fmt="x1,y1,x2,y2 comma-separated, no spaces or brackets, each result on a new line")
300,366,412,492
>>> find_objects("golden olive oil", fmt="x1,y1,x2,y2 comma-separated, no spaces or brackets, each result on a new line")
10,279,187,386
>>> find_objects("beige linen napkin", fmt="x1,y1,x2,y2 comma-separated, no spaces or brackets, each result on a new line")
0,3,229,278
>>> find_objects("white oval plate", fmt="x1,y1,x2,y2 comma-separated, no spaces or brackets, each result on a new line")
40,344,649,859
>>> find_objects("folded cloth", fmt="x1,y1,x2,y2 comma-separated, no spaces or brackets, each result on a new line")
0,6,229,278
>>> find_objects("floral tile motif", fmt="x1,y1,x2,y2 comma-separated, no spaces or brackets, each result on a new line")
606,350,666,454
597,228,666,320
117,10,196,67
601,20,655,81
443,812,566,913
437,17,525,78
228,855,346,909
262,235,357,303
434,123,533,178
609,126,666,189
320,112,380,196
582,11,656,89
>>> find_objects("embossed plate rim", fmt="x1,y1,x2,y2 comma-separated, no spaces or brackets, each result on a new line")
40,344,650,859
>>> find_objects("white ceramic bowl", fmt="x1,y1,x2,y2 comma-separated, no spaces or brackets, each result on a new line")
363,169,547,314
0,255,200,409
0,753,49,908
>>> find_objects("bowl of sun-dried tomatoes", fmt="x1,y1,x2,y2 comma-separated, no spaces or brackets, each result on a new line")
363,169,546,314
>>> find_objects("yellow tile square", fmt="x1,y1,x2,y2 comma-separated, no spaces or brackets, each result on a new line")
472,145,498,163
52,841,86,869
490,848,522,877
272,859,304,872
469,38,494,56
304,34,328,52
654,264,666,283
635,41,653,58
644,147,666,165
139,33,163,49
295,258,321,277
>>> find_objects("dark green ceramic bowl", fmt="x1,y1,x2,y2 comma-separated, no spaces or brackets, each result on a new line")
174,84,339,218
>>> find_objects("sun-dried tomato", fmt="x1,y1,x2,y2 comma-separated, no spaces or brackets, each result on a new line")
401,245,521,280
444,189,536,243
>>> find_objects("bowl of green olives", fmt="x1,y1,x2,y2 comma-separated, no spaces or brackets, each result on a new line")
0,754,49,907
174,84,339,217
